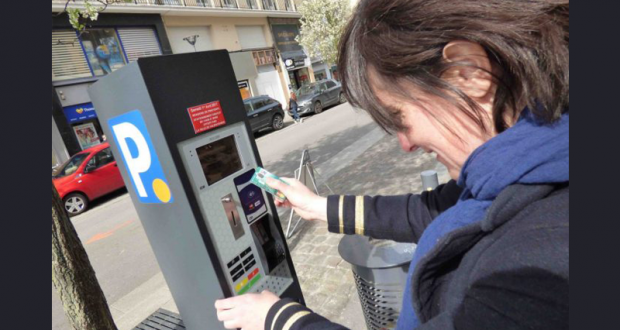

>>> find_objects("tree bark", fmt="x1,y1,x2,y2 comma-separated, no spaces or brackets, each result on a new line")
52,183,118,330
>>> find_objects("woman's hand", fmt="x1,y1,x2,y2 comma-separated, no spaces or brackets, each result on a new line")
266,177,328,222
215,290,280,330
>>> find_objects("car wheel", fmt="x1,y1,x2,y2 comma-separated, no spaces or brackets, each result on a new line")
272,114,284,131
314,101,323,114
339,93,347,104
63,193,89,216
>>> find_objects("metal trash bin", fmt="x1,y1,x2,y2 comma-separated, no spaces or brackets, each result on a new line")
339,235,416,330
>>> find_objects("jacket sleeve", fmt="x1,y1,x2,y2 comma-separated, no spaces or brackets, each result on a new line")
326,180,462,243
265,298,351,330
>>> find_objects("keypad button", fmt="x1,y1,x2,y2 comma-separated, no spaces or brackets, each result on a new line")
227,256,240,269
244,259,256,271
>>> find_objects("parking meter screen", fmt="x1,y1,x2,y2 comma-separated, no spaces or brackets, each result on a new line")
196,135,243,186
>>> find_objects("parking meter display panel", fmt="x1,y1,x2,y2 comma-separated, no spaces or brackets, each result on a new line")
178,122,294,297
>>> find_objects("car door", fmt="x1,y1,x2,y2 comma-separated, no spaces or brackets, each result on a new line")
245,101,260,131
253,98,271,129
325,80,339,105
80,148,120,199
264,98,280,123
317,82,330,105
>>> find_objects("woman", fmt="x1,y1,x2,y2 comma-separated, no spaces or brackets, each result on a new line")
215,1,569,330
289,91,301,123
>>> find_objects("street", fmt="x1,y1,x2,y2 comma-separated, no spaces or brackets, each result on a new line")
52,102,449,330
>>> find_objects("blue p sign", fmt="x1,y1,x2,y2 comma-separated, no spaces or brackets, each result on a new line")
109,110,173,204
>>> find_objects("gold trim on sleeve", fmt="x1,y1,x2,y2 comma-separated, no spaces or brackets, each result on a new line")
355,196,364,235
338,195,344,234
270,302,299,330
282,311,311,330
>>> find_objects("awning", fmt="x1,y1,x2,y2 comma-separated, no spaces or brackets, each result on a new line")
280,50,307,61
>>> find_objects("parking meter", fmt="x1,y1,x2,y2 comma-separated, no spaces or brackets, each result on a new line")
88,50,304,330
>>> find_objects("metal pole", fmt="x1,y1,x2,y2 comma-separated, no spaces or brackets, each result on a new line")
421,170,439,191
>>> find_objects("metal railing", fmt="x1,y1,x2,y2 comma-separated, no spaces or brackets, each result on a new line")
52,0,297,12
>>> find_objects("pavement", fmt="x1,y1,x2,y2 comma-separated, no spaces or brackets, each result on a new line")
53,102,449,330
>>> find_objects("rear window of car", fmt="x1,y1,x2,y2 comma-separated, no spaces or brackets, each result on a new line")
253,99,267,109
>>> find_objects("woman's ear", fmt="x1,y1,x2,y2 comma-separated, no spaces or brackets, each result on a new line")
441,41,493,99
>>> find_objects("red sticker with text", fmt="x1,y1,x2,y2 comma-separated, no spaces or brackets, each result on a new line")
187,101,226,134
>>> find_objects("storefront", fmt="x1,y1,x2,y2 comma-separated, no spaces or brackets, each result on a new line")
52,13,173,162
268,18,315,92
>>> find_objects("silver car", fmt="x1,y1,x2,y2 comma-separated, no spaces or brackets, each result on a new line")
288,79,347,117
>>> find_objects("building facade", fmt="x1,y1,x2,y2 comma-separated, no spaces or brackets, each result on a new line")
51,0,313,167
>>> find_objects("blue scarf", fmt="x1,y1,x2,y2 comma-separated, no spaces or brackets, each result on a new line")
395,108,569,329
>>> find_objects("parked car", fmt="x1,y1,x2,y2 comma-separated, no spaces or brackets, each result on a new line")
52,143,125,216
288,79,346,117
244,96,286,133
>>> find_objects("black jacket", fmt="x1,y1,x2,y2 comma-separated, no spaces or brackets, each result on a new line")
265,180,569,330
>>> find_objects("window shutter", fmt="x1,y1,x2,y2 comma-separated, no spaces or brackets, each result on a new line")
52,30,91,81
117,28,162,63
236,26,268,49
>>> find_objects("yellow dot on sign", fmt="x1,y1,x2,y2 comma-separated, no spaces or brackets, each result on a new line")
152,179,171,203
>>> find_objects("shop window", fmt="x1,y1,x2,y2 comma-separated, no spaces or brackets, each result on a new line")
80,29,127,76
252,49,276,66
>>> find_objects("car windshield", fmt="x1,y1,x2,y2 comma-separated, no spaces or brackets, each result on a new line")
53,153,90,178
296,84,318,97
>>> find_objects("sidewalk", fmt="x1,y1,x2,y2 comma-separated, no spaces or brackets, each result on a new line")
280,132,450,329
113,122,450,330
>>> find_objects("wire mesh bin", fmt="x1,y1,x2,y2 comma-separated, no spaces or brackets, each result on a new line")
338,235,416,330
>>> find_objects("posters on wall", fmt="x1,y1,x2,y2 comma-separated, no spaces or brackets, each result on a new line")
73,123,101,150
81,29,126,75
238,80,251,100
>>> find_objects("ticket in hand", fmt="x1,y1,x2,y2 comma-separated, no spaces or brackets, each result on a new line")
251,167,289,202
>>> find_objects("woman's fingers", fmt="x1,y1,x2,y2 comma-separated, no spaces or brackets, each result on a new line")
216,308,236,322
223,320,241,329
265,177,289,193
214,296,243,310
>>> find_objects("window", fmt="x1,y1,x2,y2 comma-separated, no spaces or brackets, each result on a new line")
80,29,127,76
262,0,276,10
53,153,90,178
94,148,115,168
326,80,336,88
223,0,237,8
244,102,254,114
52,30,92,81
244,0,259,9
236,26,268,49
253,99,268,109
52,27,161,81
252,49,276,66
117,28,163,62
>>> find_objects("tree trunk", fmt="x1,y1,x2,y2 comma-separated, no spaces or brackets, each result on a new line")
52,183,118,330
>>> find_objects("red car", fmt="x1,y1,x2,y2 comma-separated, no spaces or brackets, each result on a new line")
52,143,125,216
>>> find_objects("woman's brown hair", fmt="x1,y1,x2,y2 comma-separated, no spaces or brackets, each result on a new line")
338,0,569,134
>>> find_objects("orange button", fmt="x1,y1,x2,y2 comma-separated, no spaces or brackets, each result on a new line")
248,268,259,280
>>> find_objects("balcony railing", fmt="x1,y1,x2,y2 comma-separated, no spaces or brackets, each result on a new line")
52,0,298,12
